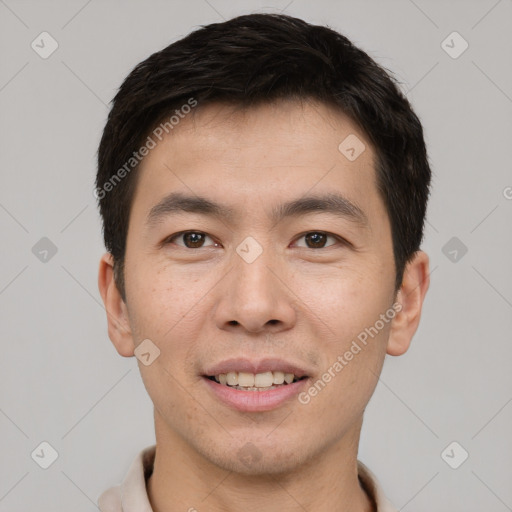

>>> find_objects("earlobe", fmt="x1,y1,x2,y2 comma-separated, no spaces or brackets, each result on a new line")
386,251,430,356
97,252,135,357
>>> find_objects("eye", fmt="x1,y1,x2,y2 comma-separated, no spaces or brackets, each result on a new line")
164,230,345,250
293,231,341,249
165,231,218,249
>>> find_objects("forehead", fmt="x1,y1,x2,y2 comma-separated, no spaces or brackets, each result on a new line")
161,99,371,166
131,99,383,230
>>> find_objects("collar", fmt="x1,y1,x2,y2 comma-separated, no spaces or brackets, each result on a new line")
98,444,398,512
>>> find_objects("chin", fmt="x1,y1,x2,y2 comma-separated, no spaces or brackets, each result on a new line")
198,437,309,476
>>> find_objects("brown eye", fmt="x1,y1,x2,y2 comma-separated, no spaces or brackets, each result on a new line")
294,231,339,249
167,231,217,249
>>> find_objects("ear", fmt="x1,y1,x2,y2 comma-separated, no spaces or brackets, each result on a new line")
386,250,430,356
97,252,135,357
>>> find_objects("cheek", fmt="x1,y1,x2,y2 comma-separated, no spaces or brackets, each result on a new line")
296,264,390,340
300,320,390,427
128,260,202,331
125,266,208,395
300,268,393,405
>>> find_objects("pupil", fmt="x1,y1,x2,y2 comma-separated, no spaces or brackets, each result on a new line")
306,232,326,248
185,232,204,248
183,232,326,249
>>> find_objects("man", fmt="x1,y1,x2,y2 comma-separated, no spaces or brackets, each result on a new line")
96,13,431,512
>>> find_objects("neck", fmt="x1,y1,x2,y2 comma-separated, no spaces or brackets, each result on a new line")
147,411,375,512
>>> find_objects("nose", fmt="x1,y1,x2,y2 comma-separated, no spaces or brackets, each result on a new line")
214,243,297,334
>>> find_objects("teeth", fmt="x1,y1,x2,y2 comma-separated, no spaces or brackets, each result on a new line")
226,372,237,386
213,371,300,388
238,372,255,387
273,371,285,385
254,371,273,387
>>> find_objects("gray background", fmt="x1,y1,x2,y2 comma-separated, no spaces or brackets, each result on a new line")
1,0,511,510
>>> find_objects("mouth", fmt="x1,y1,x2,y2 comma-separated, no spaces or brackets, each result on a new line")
201,359,311,412
205,371,307,391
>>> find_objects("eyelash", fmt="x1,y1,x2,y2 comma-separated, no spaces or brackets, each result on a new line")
163,230,346,250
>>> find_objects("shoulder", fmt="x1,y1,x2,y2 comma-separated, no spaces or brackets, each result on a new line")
97,484,122,512
357,460,398,512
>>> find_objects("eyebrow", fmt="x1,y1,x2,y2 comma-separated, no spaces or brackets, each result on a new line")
145,191,369,229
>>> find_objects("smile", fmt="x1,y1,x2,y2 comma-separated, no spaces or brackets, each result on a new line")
207,370,304,390
202,374,310,412
202,358,311,411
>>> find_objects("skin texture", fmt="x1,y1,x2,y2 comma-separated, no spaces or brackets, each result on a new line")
98,99,430,512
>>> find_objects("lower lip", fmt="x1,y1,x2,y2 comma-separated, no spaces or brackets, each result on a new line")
202,376,309,412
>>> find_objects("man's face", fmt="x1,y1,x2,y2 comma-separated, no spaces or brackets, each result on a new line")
122,99,397,474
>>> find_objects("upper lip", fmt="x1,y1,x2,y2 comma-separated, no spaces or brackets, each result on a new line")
203,358,311,379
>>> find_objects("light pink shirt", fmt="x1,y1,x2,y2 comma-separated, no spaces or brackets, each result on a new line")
98,445,398,512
